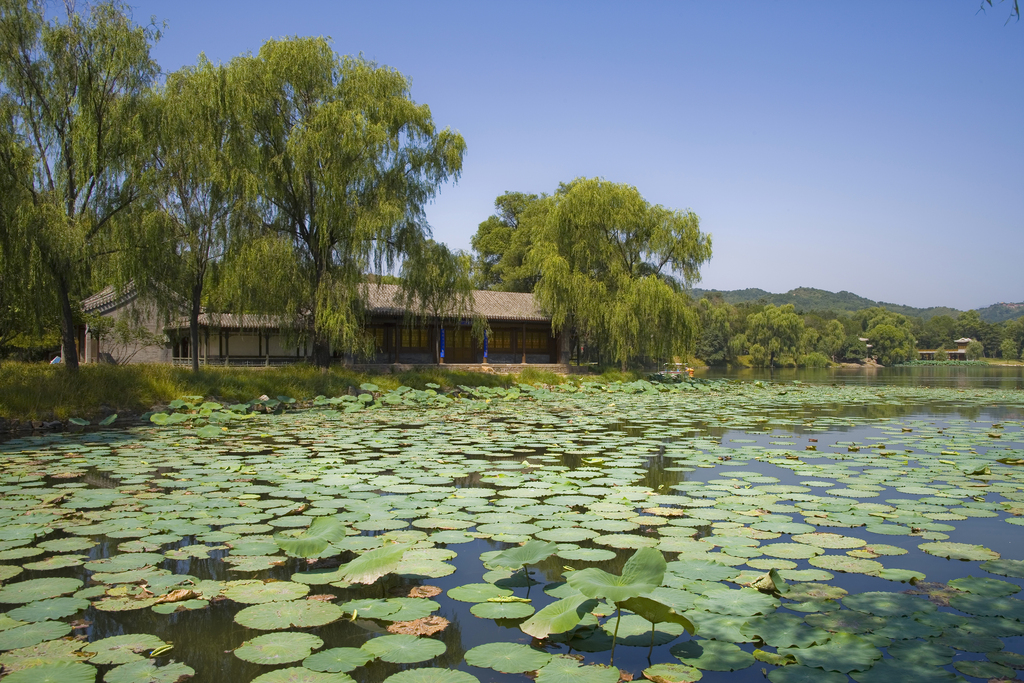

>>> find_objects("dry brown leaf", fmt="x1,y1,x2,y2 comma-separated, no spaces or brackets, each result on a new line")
386,616,449,636
390,585,442,598
154,589,200,604
307,594,337,602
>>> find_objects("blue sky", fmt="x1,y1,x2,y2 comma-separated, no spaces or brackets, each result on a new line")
128,1,1022,310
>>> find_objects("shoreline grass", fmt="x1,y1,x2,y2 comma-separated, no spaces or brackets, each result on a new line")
0,362,644,421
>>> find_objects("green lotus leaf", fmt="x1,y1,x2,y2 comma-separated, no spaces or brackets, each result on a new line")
0,621,71,651
918,541,999,561
520,594,599,639
887,638,953,665
339,598,401,620
446,583,513,603
103,660,196,683
848,657,956,682
0,638,85,673
767,666,848,683
302,647,373,673
535,655,620,683
952,659,1013,679
396,559,455,578
465,642,552,673
536,528,599,543
386,598,440,622
693,587,779,616
760,543,823,559
151,599,207,614
470,601,534,619
670,640,754,671
223,581,309,604
251,668,355,683
807,555,882,575
935,628,1005,652
779,632,882,673
486,540,559,569
980,558,1024,578
234,600,343,630
567,547,666,602
804,610,885,633
557,548,617,562
600,614,684,646
341,543,411,585
235,632,324,665
360,634,444,663
291,568,348,585
948,593,1024,619
382,670,479,683
877,568,926,583
841,591,934,617
7,597,89,622
275,517,348,558
2,662,97,683
665,560,740,582
641,663,703,683
0,578,83,604
618,596,695,632
82,634,167,665
948,575,1021,596
791,532,865,549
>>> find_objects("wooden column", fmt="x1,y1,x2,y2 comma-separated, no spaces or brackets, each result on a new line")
521,324,527,364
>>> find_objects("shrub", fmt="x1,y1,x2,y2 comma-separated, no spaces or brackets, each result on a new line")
800,352,831,368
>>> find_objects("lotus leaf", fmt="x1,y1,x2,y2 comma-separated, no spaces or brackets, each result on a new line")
665,560,739,582
948,593,1024,619
251,668,355,683
302,647,373,673
0,621,71,650
7,597,89,622
465,642,552,673
470,601,534,619
670,639,754,671
235,632,324,664
952,659,1013,678
446,583,513,603
2,662,97,683
275,517,348,558
935,628,1005,652
234,600,343,630
918,541,999,561
567,547,666,602
360,634,444,663
980,558,1024,578
485,540,559,569
382,670,479,683
807,555,882,575
342,543,411,585
520,594,599,639
103,660,196,683
223,581,310,604
804,609,885,633
693,587,778,616
886,638,953,665
767,666,847,683
82,634,167,665
602,614,684,646
779,632,882,672
386,598,440,622
0,579,83,604
948,575,1021,596
535,655,620,683
641,663,703,683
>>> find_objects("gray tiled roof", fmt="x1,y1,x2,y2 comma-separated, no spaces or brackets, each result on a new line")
364,284,548,322
81,285,136,313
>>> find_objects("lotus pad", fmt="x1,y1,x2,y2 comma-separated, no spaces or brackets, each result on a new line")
251,668,356,683
567,547,666,602
841,591,934,616
235,601,343,630
642,663,703,683
7,597,89,622
235,631,324,665
779,632,882,672
447,583,513,603
470,601,535,619
104,660,197,683
980,558,1024,578
2,662,97,683
768,666,847,683
693,587,779,616
0,579,83,604
224,581,310,604
302,647,373,673
918,541,999,561
808,555,883,575
0,621,72,650
804,610,885,633
465,642,552,673
947,575,1021,596
535,655,620,683
948,593,1024,619
82,634,167,665
360,634,444,663
849,658,957,683
670,640,754,671
382,670,480,683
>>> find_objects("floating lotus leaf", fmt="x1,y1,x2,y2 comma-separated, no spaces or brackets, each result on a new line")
601,614,684,646
767,666,847,683
1,662,97,683
935,628,1005,652
886,638,954,665
470,601,534,619
251,668,355,683
103,660,196,683
465,642,552,673
693,587,778,616
0,579,83,604
760,543,823,560
980,558,1024,578
275,517,348,558
342,543,411,585
918,541,999,561
804,610,885,633
666,560,739,582
948,575,1021,596
339,598,401,620
567,547,666,602
7,597,89,622
520,594,599,639
841,591,934,616
952,659,1013,679
386,598,440,622
234,600,343,630
223,581,309,604
235,632,324,664
23,555,87,571
779,632,882,673
618,596,695,632
791,532,865,549
360,634,444,663
0,621,71,650
302,647,373,673
446,583,513,603
535,655,620,683
486,540,559,570
670,640,754,671
557,548,617,562
291,568,348,585
642,663,703,683
396,559,455,578
382,670,479,683
536,528,598,543
877,568,926,583
808,555,882,575
948,593,1024,619
82,634,167,665
0,638,85,673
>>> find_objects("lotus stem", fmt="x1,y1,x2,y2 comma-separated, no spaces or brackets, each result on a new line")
523,564,531,598
648,620,655,659
610,606,622,667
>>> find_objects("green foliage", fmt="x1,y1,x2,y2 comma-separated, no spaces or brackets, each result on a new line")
799,352,830,368
965,340,985,360
868,323,916,366
471,192,546,292
748,344,769,368
746,305,803,367
999,338,1017,360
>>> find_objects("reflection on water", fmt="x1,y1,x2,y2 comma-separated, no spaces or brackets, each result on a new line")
698,365,1024,389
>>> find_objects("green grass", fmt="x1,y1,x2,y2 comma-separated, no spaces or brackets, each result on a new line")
0,362,590,421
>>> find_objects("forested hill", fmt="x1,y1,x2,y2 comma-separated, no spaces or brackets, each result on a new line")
689,286,1023,322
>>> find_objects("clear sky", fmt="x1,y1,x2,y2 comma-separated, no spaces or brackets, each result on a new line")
127,0,1022,310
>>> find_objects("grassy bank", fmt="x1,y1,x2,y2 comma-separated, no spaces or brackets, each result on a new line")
0,362,644,421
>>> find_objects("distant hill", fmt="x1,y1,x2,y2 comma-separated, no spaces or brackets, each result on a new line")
690,286,1020,322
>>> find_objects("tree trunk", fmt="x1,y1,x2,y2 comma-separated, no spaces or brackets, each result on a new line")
57,278,79,372
190,281,202,373
312,332,331,370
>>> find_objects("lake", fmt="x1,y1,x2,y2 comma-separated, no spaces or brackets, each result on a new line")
0,377,1021,683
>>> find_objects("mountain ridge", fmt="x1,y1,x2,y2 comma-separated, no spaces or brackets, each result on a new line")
689,286,1023,323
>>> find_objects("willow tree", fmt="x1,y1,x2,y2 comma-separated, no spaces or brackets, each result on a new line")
230,37,466,368
529,178,712,370
0,0,159,371
122,56,250,372
398,239,480,364
746,304,804,368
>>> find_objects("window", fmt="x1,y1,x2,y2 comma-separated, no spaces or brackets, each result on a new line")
401,327,428,349
526,331,548,350
489,330,511,350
